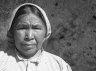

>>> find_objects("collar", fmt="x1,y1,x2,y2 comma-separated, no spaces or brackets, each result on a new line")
16,49,43,63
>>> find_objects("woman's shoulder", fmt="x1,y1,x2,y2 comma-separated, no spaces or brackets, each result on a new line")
42,51,72,71
0,50,9,70
0,50,10,61
0,49,16,70
0,48,16,61
0,50,8,59
43,51,68,65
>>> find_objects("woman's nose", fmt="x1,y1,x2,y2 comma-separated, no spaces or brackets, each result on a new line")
24,29,34,41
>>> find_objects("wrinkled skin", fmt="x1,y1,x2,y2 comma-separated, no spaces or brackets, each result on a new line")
14,13,46,58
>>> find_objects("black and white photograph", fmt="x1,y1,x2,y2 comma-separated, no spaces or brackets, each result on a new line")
0,0,96,71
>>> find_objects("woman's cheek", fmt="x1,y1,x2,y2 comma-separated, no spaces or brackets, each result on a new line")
36,34,45,43
15,31,25,41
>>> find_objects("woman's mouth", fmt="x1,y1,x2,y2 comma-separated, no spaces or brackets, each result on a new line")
21,43,36,48
24,44,34,46
24,44,36,47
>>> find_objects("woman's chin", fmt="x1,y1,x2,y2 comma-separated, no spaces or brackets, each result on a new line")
16,45,40,58
19,49,38,58
23,47,38,55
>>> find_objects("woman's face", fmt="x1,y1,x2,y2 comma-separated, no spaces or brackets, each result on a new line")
14,13,46,58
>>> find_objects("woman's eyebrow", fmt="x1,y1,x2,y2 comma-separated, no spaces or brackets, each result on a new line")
16,23,29,28
17,23,27,26
16,21,43,27
32,23,40,26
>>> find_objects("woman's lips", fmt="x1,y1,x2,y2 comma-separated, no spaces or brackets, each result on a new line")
21,43,36,47
21,43,36,50
24,44,34,46
24,44,36,46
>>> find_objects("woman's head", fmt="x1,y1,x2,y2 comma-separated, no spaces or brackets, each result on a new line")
7,3,51,58
9,4,47,38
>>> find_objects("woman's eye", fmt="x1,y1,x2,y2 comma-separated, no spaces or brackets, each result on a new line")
33,27,40,29
19,27,25,30
16,27,27,30
32,26,41,30
16,25,29,30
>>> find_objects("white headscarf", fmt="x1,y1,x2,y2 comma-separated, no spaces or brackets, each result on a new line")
8,3,51,40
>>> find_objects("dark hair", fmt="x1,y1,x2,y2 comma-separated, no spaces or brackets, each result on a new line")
7,4,46,48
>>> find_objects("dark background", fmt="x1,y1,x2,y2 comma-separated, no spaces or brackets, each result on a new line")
0,0,96,71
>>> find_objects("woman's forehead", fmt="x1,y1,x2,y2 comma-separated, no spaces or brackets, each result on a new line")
17,13,44,25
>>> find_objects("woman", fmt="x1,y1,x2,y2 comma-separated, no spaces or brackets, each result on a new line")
0,3,72,71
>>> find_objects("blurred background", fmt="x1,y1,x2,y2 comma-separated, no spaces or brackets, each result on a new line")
0,0,96,71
